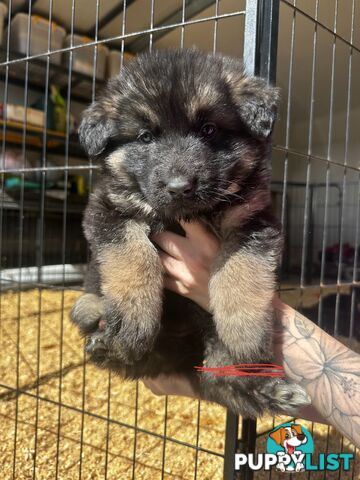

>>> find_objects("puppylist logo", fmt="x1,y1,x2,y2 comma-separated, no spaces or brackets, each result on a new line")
235,422,354,473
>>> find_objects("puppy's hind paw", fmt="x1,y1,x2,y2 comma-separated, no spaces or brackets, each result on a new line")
259,379,311,415
71,293,104,334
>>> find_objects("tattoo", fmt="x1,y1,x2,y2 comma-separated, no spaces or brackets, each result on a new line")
275,303,360,448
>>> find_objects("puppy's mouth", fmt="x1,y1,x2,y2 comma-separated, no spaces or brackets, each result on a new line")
160,195,216,219
144,177,244,219
155,183,243,219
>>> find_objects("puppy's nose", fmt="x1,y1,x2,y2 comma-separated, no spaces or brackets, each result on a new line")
166,176,195,197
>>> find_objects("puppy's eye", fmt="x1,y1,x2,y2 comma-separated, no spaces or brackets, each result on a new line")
200,123,217,138
138,131,154,143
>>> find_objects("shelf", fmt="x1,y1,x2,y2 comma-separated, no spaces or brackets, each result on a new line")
1,119,66,138
0,47,106,104
0,188,87,214
0,119,86,158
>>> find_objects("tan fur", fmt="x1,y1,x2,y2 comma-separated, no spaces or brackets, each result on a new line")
105,151,134,188
105,151,155,215
209,252,276,358
226,74,261,98
106,149,126,171
187,87,220,120
135,104,160,127
223,70,248,93
98,221,163,323
108,192,154,216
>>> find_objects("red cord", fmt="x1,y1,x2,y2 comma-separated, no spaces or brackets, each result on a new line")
194,363,285,377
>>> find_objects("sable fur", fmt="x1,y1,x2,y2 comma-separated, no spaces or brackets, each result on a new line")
71,48,310,417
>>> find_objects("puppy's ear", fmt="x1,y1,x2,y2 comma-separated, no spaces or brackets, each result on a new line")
269,428,283,445
232,76,280,139
78,102,117,158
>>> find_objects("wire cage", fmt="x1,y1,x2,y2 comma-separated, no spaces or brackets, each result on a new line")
0,0,359,479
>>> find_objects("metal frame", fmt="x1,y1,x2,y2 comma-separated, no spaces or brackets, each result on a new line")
244,0,279,83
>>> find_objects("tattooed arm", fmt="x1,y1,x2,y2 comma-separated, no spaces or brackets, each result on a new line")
274,298,360,447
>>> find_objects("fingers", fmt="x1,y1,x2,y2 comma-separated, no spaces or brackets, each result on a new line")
179,219,211,240
159,251,189,282
151,231,187,260
154,221,220,264
180,220,220,259
163,276,190,296
142,374,200,398
142,378,164,395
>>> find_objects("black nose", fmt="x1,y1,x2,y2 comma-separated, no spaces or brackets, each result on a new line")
166,176,195,197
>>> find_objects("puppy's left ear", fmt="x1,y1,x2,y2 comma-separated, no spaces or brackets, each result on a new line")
78,102,117,158
233,76,280,139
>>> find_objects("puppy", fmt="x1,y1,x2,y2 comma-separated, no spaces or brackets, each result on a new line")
71,48,310,417
269,424,308,472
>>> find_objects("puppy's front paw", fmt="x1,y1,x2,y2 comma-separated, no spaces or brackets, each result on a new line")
71,293,104,334
103,301,161,362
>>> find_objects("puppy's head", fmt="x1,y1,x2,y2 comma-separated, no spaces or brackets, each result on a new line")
79,48,279,219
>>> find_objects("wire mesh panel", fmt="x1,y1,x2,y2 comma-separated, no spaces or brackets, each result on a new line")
0,1,359,479
272,0,360,340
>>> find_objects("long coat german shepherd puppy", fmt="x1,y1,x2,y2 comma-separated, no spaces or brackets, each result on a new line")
71,49,309,418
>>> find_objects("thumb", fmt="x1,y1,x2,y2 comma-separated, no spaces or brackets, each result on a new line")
179,220,211,240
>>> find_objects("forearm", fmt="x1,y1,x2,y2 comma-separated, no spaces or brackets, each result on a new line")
274,298,360,447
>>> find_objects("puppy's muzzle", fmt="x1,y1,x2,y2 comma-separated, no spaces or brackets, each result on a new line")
166,175,197,199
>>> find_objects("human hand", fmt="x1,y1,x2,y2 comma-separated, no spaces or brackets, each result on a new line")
151,220,220,312
142,373,199,398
